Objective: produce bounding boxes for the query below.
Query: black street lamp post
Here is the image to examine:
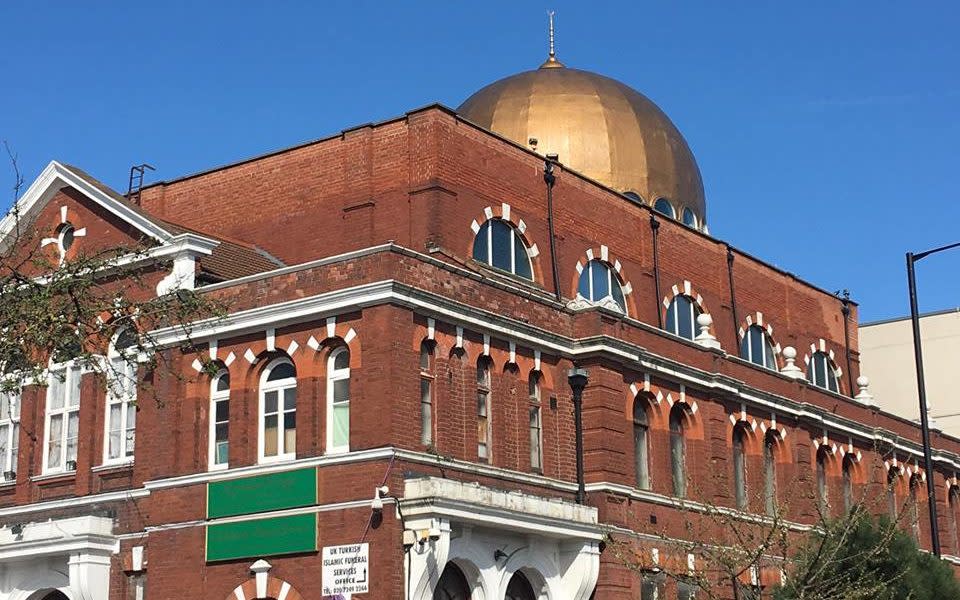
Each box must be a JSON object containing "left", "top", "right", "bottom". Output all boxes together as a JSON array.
[
  {"left": 568, "top": 367, "right": 589, "bottom": 505},
  {"left": 906, "top": 240, "right": 960, "bottom": 558}
]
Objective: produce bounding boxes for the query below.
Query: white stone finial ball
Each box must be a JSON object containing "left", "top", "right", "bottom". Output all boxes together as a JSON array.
[
  {"left": 782, "top": 346, "right": 796, "bottom": 360},
  {"left": 857, "top": 375, "right": 869, "bottom": 388},
  {"left": 696, "top": 313, "right": 712, "bottom": 327}
]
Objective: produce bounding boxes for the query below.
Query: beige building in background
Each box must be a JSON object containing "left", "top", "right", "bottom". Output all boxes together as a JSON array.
[{"left": 860, "top": 308, "right": 960, "bottom": 437}]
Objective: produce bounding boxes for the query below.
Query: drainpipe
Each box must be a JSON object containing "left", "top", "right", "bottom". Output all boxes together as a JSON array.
[
  {"left": 839, "top": 290, "right": 854, "bottom": 396},
  {"left": 650, "top": 215, "right": 663, "bottom": 328},
  {"left": 727, "top": 247, "right": 740, "bottom": 348},
  {"left": 544, "top": 155, "right": 562, "bottom": 302},
  {"left": 568, "top": 367, "right": 589, "bottom": 504}
]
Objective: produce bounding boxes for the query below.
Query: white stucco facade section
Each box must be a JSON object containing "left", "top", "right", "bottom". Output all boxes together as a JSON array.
[
  {"left": 0, "top": 516, "right": 115, "bottom": 600},
  {"left": 402, "top": 477, "right": 601, "bottom": 600},
  {"left": 859, "top": 309, "right": 960, "bottom": 436}
]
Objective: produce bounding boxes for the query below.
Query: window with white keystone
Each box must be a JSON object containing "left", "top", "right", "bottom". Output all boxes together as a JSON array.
[
  {"left": 807, "top": 351, "right": 839, "bottom": 393},
  {"left": 472, "top": 218, "right": 533, "bottom": 280},
  {"left": 327, "top": 347, "right": 350, "bottom": 454},
  {"left": 209, "top": 370, "right": 230, "bottom": 469},
  {"left": 260, "top": 358, "right": 297, "bottom": 462},
  {"left": 577, "top": 259, "right": 626, "bottom": 312},
  {"left": 666, "top": 295, "right": 702, "bottom": 341},
  {"left": 477, "top": 356, "right": 492, "bottom": 462},
  {"left": 529, "top": 371, "right": 543, "bottom": 472},
  {"left": 420, "top": 341, "right": 434, "bottom": 447},
  {"left": 741, "top": 325, "right": 777, "bottom": 370},
  {"left": 104, "top": 328, "right": 138, "bottom": 464}
]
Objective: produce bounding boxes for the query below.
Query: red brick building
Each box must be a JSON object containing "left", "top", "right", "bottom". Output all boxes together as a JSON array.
[{"left": 2, "top": 51, "right": 959, "bottom": 600}]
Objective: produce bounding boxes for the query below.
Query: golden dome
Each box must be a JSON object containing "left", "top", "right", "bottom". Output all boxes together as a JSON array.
[{"left": 457, "top": 60, "right": 706, "bottom": 226}]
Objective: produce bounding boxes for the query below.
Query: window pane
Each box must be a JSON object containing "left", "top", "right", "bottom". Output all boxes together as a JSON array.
[
  {"left": 215, "top": 423, "right": 228, "bottom": 444},
  {"left": 333, "top": 404, "right": 349, "bottom": 448},
  {"left": 472, "top": 221, "right": 489, "bottom": 262},
  {"left": 612, "top": 279, "right": 626, "bottom": 312},
  {"left": 490, "top": 221, "right": 512, "bottom": 271},
  {"left": 530, "top": 406, "right": 542, "bottom": 470},
  {"left": 49, "top": 375, "right": 64, "bottom": 410},
  {"left": 477, "top": 391, "right": 488, "bottom": 417},
  {"left": 420, "top": 345, "right": 431, "bottom": 370},
  {"left": 265, "top": 390, "right": 278, "bottom": 414},
  {"left": 635, "top": 425, "right": 649, "bottom": 489},
  {"left": 333, "top": 379, "right": 349, "bottom": 403},
  {"left": 67, "top": 367, "right": 81, "bottom": 406},
  {"left": 682, "top": 207, "right": 697, "bottom": 227},
  {"left": 513, "top": 233, "right": 532, "bottom": 279},
  {"left": 284, "top": 415, "right": 297, "bottom": 454},
  {"left": 590, "top": 261, "right": 609, "bottom": 301},
  {"left": 10, "top": 423, "right": 18, "bottom": 472},
  {"left": 334, "top": 350, "right": 350, "bottom": 370},
  {"left": 677, "top": 298, "right": 694, "bottom": 340},
  {"left": 666, "top": 302, "right": 677, "bottom": 335},
  {"left": 421, "top": 378, "right": 432, "bottom": 446},
  {"left": 577, "top": 268, "right": 591, "bottom": 299},
  {"left": 66, "top": 411, "right": 79, "bottom": 462},
  {"left": 283, "top": 387, "right": 297, "bottom": 411},
  {"left": 264, "top": 415, "right": 278, "bottom": 456},
  {"left": 0, "top": 395, "right": 8, "bottom": 420},
  {"left": 267, "top": 362, "right": 295, "bottom": 381},
  {"left": 750, "top": 328, "right": 764, "bottom": 366},
  {"left": 216, "top": 441, "right": 229, "bottom": 464},
  {"left": 108, "top": 404, "right": 122, "bottom": 459},
  {"left": 654, "top": 198, "right": 674, "bottom": 218},
  {"left": 0, "top": 425, "right": 8, "bottom": 469},
  {"left": 48, "top": 414, "right": 63, "bottom": 468},
  {"left": 216, "top": 373, "right": 230, "bottom": 392},
  {"left": 215, "top": 399, "right": 229, "bottom": 422}
]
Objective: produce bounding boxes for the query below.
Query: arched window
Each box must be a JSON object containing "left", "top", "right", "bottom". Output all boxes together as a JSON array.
[
  {"left": 327, "top": 348, "right": 350, "bottom": 454},
  {"left": 816, "top": 446, "right": 830, "bottom": 513},
  {"left": 741, "top": 325, "right": 777, "bottom": 370},
  {"left": 654, "top": 198, "right": 675, "bottom": 218},
  {"left": 633, "top": 397, "right": 651, "bottom": 490},
  {"left": 420, "top": 341, "right": 435, "bottom": 447},
  {"left": 842, "top": 455, "right": 855, "bottom": 513},
  {"left": 666, "top": 295, "right": 702, "bottom": 341},
  {"left": 732, "top": 424, "right": 749, "bottom": 510},
  {"left": 472, "top": 219, "right": 533, "bottom": 280},
  {"left": 886, "top": 467, "right": 899, "bottom": 519},
  {"left": 0, "top": 386, "right": 20, "bottom": 481},
  {"left": 807, "top": 351, "right": 839, "bottom": 393},
  {"left": 577, "top": 259, "right": 626, "bottom": 313},
  {"left": 529, "top": 371, "right": 543, "bottom": 472},
  {"left": 260, "top": 358, "right": 297, "bottom": 462},
  {"left": 104, "top": 328, "right": 138, "bottom": 464},
  {"left": 682, "top": 207, "right": 698, "bottom": 228},
  {"left": 505, "top": 572, "right": 536, "bottom": 600},
  {"left": 909, "top": 474, "right": 922, "bottom": 542},
  {"left": 949, "top": 486, "right": 960, "bottom": 554},
  {"left": 624, "top": 191, "right": 643, "bottom": 203},
  {"left": 670, "top": 405, "right": 688, "bottom": 498},
  {"left": 763, "top": 432, "right": 778, "bottom": 516},
  {"left": 476, "top": 357, "right": 492, "bottom": 462},
  {"left": 44, "top": 356, "right": 82, "bottom": 474},
  {"left": 433, "top": 563, "right": 470, "bottom": 600},
  {"left": 209, "top": 370, "right": 230, "bottom": 470}
]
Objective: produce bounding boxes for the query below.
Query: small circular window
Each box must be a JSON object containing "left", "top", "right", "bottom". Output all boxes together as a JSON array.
[{"left": 58, "top": 223, "right": 75, "bottom": 253}]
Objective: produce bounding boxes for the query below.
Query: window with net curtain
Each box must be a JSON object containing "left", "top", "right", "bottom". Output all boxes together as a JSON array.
[
  {"left": 472, "top": 219, "right": 533, "bottom": 280},
  {"left": 260, "top": 358, "right": 297, "bottom": 462},
  {"left": 105, "top": 327, "right": 138, "bottom": 464},
  {"left": 577, "top": 259, "right": 626, "bottom": 312}
]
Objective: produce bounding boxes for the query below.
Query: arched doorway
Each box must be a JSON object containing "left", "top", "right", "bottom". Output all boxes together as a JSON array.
[
  {"left": 31, "top": 592, "right": 68, "bottom": 600},
  {"left": 433, "top": 563, "right": 470, "bottom": 600},
  {"left": 505, "top": 572, "right": 536, "bottom": 600}
]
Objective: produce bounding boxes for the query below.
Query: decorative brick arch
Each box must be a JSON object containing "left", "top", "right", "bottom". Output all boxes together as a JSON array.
[
  {"left": 803, "top": 338, "right": 843, "bottom": 383},
  {"left": 572, "top": 245, "right": 634, "bottom": 312},
  {"left": 737, "top": 312, "right": 782, "bottom": 354},
  {"left": 468, "top": 202, "right": 540, "bottom": 259},
  {"left": 628, "top": 375, "right": 702, "bottom": 438},
  {"left": 662, "top": 280, "right": 709, "bottom": 315},
  {"left": 226, "top": 561, "right": 303, "bottom": 600}
]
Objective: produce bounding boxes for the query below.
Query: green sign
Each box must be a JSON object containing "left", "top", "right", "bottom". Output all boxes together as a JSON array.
[
  {"left": 207, "top": 468, "right": 317, "bottom": 519},
  {"left": 206, "top": 513, "right": 317, "bottom": 562}
]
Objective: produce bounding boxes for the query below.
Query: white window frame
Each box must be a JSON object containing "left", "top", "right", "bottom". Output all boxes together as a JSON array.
[
  {"left": 43, "top": 361, "right": 83, "bottom": 475},
  {"left": 259, "top": 358, "right": 297, "bottom": 463},
  {"left": 681, "top": 207, "right": 698, "bottom": 229},
  {"left": 208, "top": 370, "right": 230, "bottom": 470},
  {"left": 807, "top": 351, "right": 839, "bottom": 393},
  {"left": 326, "top": 347, "right": 351, "bottom": 454},
  {"left": 742, "top": 325, "right": 777, "bottom": 370},
  {"left": 419, "top": 342, "right": 434, "bottom": 447},
  {"left": 474, "top": 219, "right": 533, "bottom": 279},
  {"left": 103, "top": 330, "right": 138, "bottom": 466},
  {"left": 578, "top": 259, "right": 626, "bottom": 312},
  {"left": 0, "top": 385, "right": 20, "bottom": 480},
  {"left": 477, "top": 357, "right": 492, "bottom": 462},
  {"left": 666, "top": 295, "right": 701, "bottom": 340},
  {"left": 529, "top": 371, "right": 543, "bottom": 472},
  {"left": 654, "top": 198, "right": 675, "bottom": 219}
]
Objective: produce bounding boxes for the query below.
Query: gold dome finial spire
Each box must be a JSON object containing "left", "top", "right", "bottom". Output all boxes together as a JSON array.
[{"left": 540, "top": 11, "right": 564, "bottom": 69}]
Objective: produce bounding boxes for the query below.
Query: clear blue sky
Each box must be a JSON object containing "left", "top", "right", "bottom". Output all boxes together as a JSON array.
[{"left": 1, "top": 1, "right": 957, "bottom": 322}]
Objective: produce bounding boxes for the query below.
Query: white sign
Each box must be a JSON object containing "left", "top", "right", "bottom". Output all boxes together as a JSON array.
[{"left": 322, "top": 542, "right": 369, "bottom": 596}]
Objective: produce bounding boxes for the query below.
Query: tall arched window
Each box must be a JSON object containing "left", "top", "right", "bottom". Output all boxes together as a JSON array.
[
  {"left": 104, "top": 328, "right": 138, "bottom": 464},
  {"left": 654, "top": 198, "right": 675, "bottom": 218},
  {"left": 633, "top": 397, "right": 651, "bottom": 490},
  {"left": 260, "top": 358, "right": 297, "bottom": 462},
  {"left": 886, "top": 467, "right": 899, "bottom": 519},
  {"left": 209, "top": 370, "right": 230, "bottom": 470},
  {"left": 577, "top": 259, "right": 626, "bottom": 313},
  {"left": 670, "top": 405, "right": 688, "bottom": 498},
  {"left": 807, "top": 351, "right": 839, "bottom": 393},
  {"left": 682, "top": 207, "right": 698, "bottom": 228},
  {"left": 741, "top": 325, "right": 777, "bottom": 370},
  {"left": 949, "top": 486, "right": 960, "bottom": 554},
  {"left": 816, "top": 446, "right": 830, "bottom": 513},
  {"left": 842, "top": 454, "right": 855, "bottom": 513},
  {"left": 763, "top": 432, "right": 778, "bottom": 516},
  {"left": 0, "top": 386, "right": 20, "bottom": 480},
  {"left": 472, "top": 219, "right": 533, "bottom": 280},
  {"left": 420, "top": 341, "right": 435, "bottom": 447},
  {"left": 529, "top": 371, "right": 543, "bottom": 472},
  {"left": 909, "top": 474, "right": 922, "bottom": 542},
  {"left": 732, "top": 424, "right": 749, "bottom": 510},
  {"left": 433, "top": 563, "right": 470, "bottom": 600},
  {"left": 327, "top": 347, "right": 351, "bottom": 454},
  {"left": 476, "top": 357, "right": 492, "bottom": 462},
  {"left": 505, "top": 572, "right": 536, "bottom": 600},
  {"left": 666, "top": 295, "right": 702, "bottom": 341}
]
